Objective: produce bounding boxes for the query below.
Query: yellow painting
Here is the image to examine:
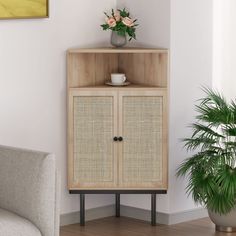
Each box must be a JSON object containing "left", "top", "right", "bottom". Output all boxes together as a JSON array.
[{"left": 0, "top": 0, "right": 48, "bottom": 19}]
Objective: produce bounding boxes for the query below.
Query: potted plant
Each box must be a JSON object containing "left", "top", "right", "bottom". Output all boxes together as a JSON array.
[
  {"left": 177, "top": 88, "right": 236, "bottom": 232},
  {"left": 101, "top": 8, "right": 138, "bottom": 47}
]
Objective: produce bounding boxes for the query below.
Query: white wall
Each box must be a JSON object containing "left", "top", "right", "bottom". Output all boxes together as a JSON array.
[
  {"left": 213, "top": 0, "right": 236, "bottom": 100},
  {"left": 169, "top": 0, "right": 213, "bottom": 213},
  {"left": 0, "top": 0, "right": 116, "bottom": 214},
  {"left": 117, "top": 0, "right": 170, "bottom": 48}
]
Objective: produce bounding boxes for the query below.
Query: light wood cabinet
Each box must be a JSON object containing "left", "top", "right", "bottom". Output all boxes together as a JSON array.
[{"left": 67, "top": 48, "right": 169, "bottom": 191}]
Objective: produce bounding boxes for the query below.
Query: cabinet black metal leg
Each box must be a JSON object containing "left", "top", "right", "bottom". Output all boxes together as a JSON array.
[
  {"left": 116, "top": 193, "right": 120, "bottom": 217},
  {"left": 151, "top": 194, "right": 156, "bottom": 226},
  {"left": 80, "top": 194, "right": 85, "bottom": 226}
]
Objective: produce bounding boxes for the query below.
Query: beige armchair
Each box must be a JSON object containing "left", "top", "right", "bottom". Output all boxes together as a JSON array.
[{"left": 0, "top": 145, "right": 60, "bottom": 236}]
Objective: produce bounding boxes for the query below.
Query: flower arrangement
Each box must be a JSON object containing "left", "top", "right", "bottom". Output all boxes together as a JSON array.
[{"left": 101, "top": 8, "right": 138, "bottom": 41}]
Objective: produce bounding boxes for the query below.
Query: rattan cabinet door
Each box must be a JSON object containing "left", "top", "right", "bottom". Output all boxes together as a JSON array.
[
  {"left": 68, "top": 90, "right": 118, "bottom": 189},
  {"left": 118, "top": 90, "right": 168, "bottom": 189}
]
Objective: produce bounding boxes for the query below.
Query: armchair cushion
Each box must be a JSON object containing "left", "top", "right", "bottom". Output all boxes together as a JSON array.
[{"left": 0, "top": 208, "right": 41, "bottom": 236}]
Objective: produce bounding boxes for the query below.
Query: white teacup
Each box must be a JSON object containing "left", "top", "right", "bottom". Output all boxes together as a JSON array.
[{"left": 111, "top": 73, "right": 126, "bottom": 84}]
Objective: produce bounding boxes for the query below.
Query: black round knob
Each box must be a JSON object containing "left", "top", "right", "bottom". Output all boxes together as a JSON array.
[
  {"left": 113, "top": 137, "right": 118, "bottom": 141},
  {"left": 118, "top": 137, "right": 123, "bottom": 142}
]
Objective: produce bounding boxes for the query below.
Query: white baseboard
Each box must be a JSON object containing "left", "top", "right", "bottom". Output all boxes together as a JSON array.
[
  {"left": 60, "top": 204, "right": 115, "bottom": 226},
  {"left": 168, "top": 207, "right": 208, "bottom": 225},
  {"left": 60, "top": 204, "right": 208, "bottom": 226},
  {"left": 120, "top": 205, "right": 208, "bottom": 225}
]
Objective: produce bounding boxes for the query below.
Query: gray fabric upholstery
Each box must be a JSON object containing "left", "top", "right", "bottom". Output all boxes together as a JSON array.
[
  {"left": 54, "top": 171, "right": 60, "bottom": 236},
  {"left": 0, "top": 208, "right": 41, "bottom": 236},
  {"left": 0, "top": 145, "right": 60, "bottom": 236}
]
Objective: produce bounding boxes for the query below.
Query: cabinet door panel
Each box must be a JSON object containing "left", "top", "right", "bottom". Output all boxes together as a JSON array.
[
  {"left": 68, "top": 90, "right": 118, "bottom": 189},
  {"left": 119, "top": 90, "right": 168, "bottom": 189}
]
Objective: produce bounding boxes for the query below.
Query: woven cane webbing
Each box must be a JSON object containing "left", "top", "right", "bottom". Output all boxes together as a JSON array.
[
  {"left": 73, "top": 96, "right": 114, "bottom": 183},
  {"left": 122, "top": 96, "right": 163, "bottom": 183}
]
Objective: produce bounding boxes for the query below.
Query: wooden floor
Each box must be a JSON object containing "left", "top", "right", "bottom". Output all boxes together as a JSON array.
[{"left": 60, "top": 217, "right": 236, "bottom": 236}]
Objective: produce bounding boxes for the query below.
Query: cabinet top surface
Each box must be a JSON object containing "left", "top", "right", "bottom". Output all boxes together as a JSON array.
[
  {"left": 67, "top": 47, "right": 168, "bottom": 54},
  {"left": 69, "top": 86, "right": 167, "bottom": 91}
]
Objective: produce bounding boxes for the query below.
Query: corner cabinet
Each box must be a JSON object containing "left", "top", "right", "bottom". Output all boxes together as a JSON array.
[{"left": 67, "top": 48, "right": 169, "bottom": 225}]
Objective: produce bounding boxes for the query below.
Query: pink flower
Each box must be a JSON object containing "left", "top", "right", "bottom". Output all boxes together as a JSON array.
[
  {"left": 114, "top": 11, "right": 121, "bottom": 21},
  {"left": 122, "top": 17, "right": 134, "bottom": 27},
  {"left": 106, "top": 17, "right": 116, "bottom": 27}
]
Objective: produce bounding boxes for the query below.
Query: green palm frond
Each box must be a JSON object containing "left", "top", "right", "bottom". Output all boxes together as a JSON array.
[
  {"left": 196, "top": 105, "right": 234, "bottom": 125},
  {"left": 183, "top": 137, "right": 217, "bottom": 151},
  {"left": 177, "top": 150, "right": 221, "bottom": 178},
  {"left": 177, "top": 87, "right": 236, "bottom": 214},
  {"left": 225, "top": 141, "right": 236, "bottom": 148},
  {"left": 206, "top": 191, "right": 236, "bottom": 214},
  {"left": 191, "top": 123, "right": 224, "bottom": 139},
  {"left": 217, "top": 166, "right": 236, "bottom": 198},
  {"left": 224, "top": 127, "right": 236, "bottom": 136},
  {"left": 230, "top": 100, "right": 236, "bottom": 122},
  {"left": 196, "top": 87, "right": 234, "bottom": 125},
  {"left": 186, "top": 169, "right": 216, "bottom": 205},
  {"left": 201, "top": 87, "right": 227, "bottom": 107},
  {"left": 177, "top": 152, "right": 207, "bottom": 177}
]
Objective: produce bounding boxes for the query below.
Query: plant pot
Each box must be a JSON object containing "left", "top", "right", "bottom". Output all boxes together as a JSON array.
[
  {"left": 208, "top": 208, "right": 236, "bottom": 232},
  {"left": 110, "top": 31, "right": 127, "bottom": 47}
]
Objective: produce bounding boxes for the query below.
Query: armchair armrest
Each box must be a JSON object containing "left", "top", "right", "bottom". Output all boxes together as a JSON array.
[{"left": 0, "top": 145, "right": 60, "bottom": 236}]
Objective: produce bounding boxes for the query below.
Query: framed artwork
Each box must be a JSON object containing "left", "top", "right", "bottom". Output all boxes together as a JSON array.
[{"left": 0, "top": 0, "right": 49, "bottom": 19}]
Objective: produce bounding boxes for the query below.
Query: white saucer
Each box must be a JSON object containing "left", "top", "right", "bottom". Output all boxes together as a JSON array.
[{"left": 105, "top": 81, "right": 131, "bottom": 86}]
